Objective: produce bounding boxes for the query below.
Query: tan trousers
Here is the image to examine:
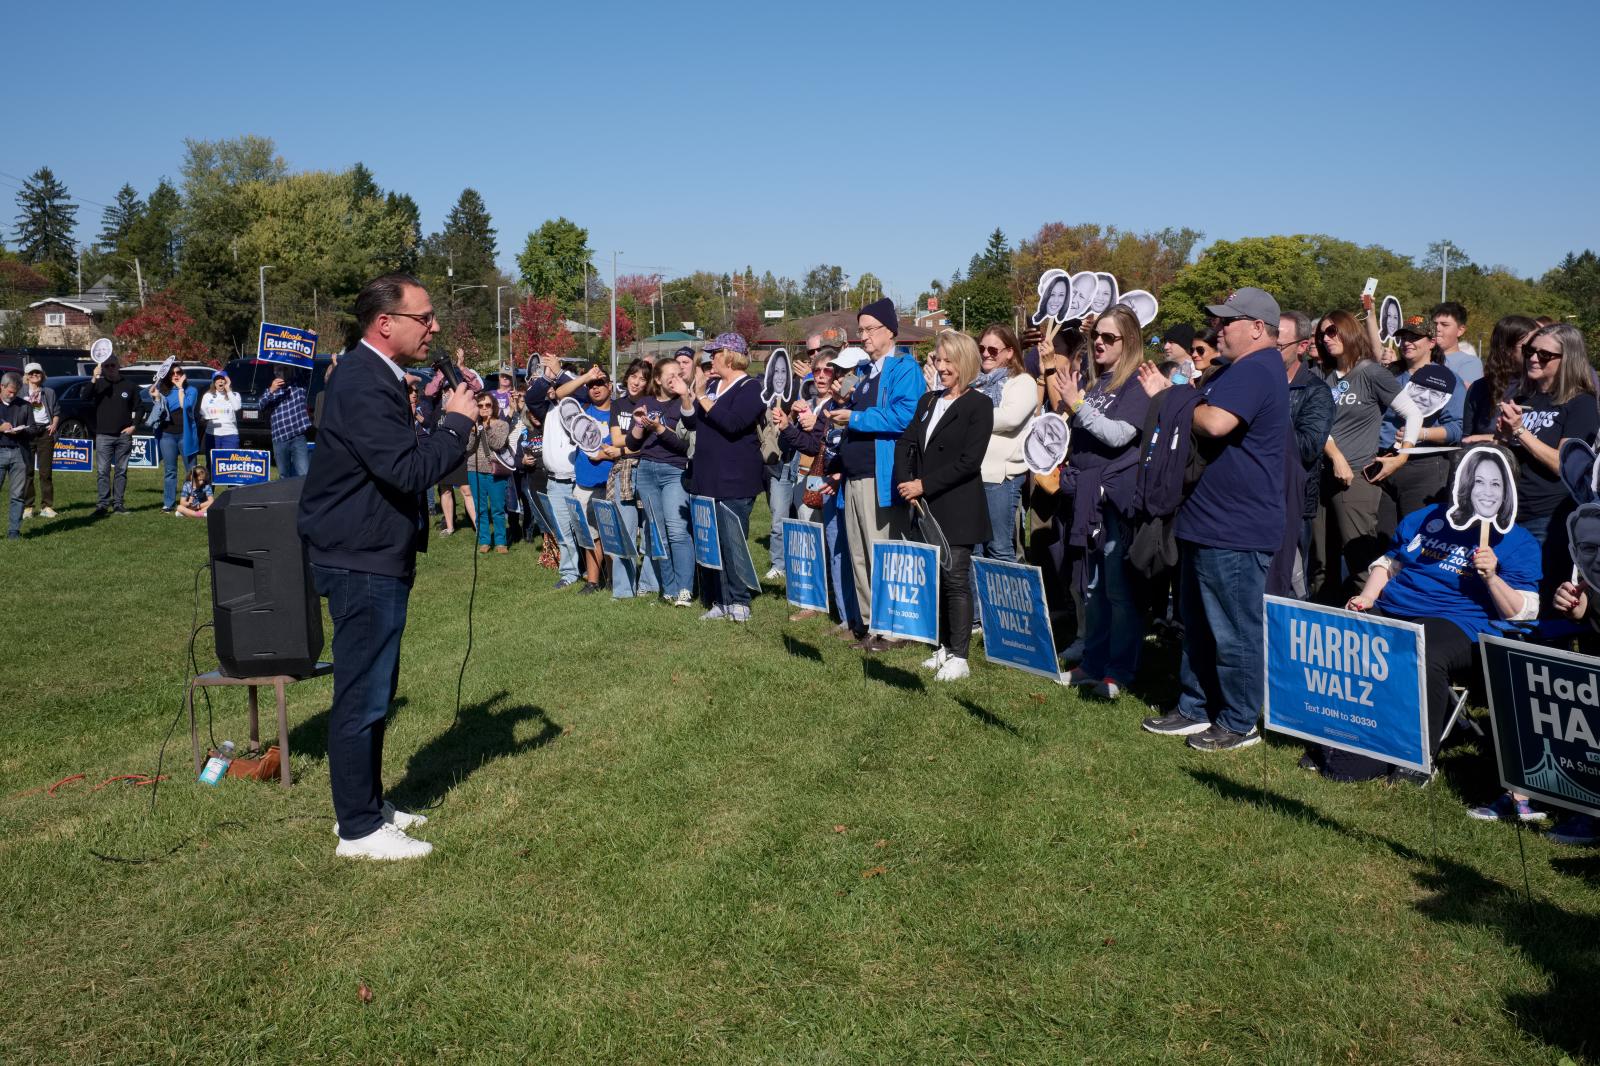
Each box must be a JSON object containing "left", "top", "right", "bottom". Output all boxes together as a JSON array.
[{"left": 844, "top": 476, "right": 909, "bottom": 622}]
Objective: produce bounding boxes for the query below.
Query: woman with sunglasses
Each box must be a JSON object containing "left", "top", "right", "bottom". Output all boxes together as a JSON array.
[
  {"left": 149, "top": 366, "right": 200, "bottom": 513},
  {"left": 629, "top": 359, "right": 695, "bottom": 605},
  {"left": 1188, "top": 327, "right": 1224, "bottom": 384},
  {"left": 605, "top": 358, "right": 660, "bottom": 599},
  {"left": 19, "top": 364, "right": 57, "bottom": 519},
  {"left": 1057, "top": 306, "right": 1153, "bottom": 699},
  {"left": 1312, "top": 308, "right": 1413, "bottom": 601},
  {"left": 572, "top": 364, "right": 620, "bottom": 593},
  {"left": 200, "top": 372, "right": 242, "bottom": 453},
  {"left": 1463, "top": 315, "right": 1539, "bottom": 442},
  {"left": 973, "top": 325, "right": 1036, "bottom": 561},
  {"left": 1497, "top": 324, "right": 1600, "bottom": 545},
  {"left": 465, "top": 391, "right": 511, "bottom": 553}
]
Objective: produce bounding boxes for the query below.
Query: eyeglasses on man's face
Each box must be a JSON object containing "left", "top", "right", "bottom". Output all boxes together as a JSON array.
[{"left": 387, "top": 310, "right": 437, "bottom": 327}]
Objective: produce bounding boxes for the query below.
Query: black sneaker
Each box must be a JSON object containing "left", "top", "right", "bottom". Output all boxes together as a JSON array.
[
  {"left": 577, "top": 581, "right": 601, "bottom": 595},
  {"left": 1141, "top": 711, "right": 1210, "bottom": 736},
  {"left": 93, "top": 507, "right": 109, "bottom": 517},
  {"left": 1186, "top": 724, "right": 1261, "bottom": 752},
  {"left": 113, "top": 507, "right": 130, "bottom": 515}
]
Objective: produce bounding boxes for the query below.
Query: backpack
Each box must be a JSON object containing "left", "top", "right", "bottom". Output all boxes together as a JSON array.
[{"left": 1127, "top": 386, "right": 1209, "bottom": 578}]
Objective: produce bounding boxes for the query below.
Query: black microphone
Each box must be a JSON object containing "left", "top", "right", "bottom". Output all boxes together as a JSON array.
[{"left": 433, "top": 357, "right": 465, "bottom": 390}]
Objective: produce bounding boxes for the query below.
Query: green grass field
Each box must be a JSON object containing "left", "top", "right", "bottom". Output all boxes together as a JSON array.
[{"left": 4, "top": 469, "right": 1599, "bottom": 1064}]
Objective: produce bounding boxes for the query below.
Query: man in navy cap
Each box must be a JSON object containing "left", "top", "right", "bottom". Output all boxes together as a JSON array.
[
  {"left": 1142, "top": 287, "right": 1289, "bottom": 751},
  {"left": 826, "top": 297, "right": 926, "bottom": 650}
]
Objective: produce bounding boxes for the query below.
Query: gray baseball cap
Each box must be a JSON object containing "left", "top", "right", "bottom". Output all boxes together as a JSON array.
[{"left": 1205, "top": 287, "right": 1281, "bottom": 324}]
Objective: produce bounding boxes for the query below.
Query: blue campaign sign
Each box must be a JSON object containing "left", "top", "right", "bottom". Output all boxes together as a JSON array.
[
  {"left": 644, "top": 515, "right": 668, "bottom": 560},
  {"left": 972, "top": 557, "right": 1060, "bottom": 679},
  {"left": 1262, "top": 595, "right": 1430, "bottom": 773},
  {"left": 211, "top": 448, "right": 272, "bottom": 486},
  {"left": 781, "top": 519, "right": 828, "bottom": 612},
  {"left": 128, "top": 435, "right": 159, "bottom": 469},
  {"left": 257, "top": 321, "right": 318, "bottom": 370},
  {"left": 869, "top": 540, "right": 940, "bottom": 646},
  {"left": 690, "top": 495, "right": 721, "bottom": 570},
  {"left": 53, "top": 437, "right": 92, "bottom": 472},
  {"left": 1481, "top": 636, "right": 1600, "bottom": 818},
  {"left": 589, "top": 499, "right": 633, "bottom": 559},
  {"left": 532, "top": 491, "right": 561, "bottom": 537},
  {"left": 565, "top": 496, "right": 595, "bottom": 549}
]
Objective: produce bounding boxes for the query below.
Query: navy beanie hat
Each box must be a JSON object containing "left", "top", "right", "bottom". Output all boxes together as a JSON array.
[{"left": 858, "top": 297, "right": 898, "bottom": 336}]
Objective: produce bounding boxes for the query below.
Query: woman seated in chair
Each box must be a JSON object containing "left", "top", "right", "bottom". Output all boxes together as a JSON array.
[{"left": 1310, "top": 449, "right": 1541, "bottom": 782}]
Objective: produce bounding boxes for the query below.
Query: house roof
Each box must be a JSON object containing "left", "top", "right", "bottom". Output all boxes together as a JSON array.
[
  {"left": 564, "top": 319, "right": 600, "bottom": 335},
  {"left": 644, "top": 330, "right": 697, "bottom": 342},
  {"left": 30, "top": 298, "right": 99, "bottom": 315},
  {"left": 753, "top": 307, "right": 936, "bottom": 347}
]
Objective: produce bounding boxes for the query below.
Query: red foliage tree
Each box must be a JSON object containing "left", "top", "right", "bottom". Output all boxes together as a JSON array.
[
  {"left": 734, "top": 302, "right": 763, "bottom": 345},
  {"left": 601, "top": 306, "right": 636, "bottom": 350},
  {"left": 511, "top": 294, "right": 574, "bottom": 369},
  {"left": 444, "top": 315, "right": 482, "bottom": 367},
  {"left": 113, "top": 289, "right": 212, "bottom": 365},
  {"left": 614, "top": 272, "right": 663, "bottom": 305},
  {"left": 0, "top": 259, "right": 49, "bottom": 297}
]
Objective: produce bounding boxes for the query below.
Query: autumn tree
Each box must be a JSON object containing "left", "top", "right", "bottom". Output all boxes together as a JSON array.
[
  {"left": 113, "top": 289, "right": 211, "bottom": 364},
  {"left": 601, "top": 305, "right": 636, "bottom": 351},
  {"left": 511, "top": 294, "right": 574, "bottom": 369}
]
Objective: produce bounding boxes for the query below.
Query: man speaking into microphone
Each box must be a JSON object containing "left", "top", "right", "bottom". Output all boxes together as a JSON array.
[{"left": 299, "top": 273, "right": 477, "bottom": 861}]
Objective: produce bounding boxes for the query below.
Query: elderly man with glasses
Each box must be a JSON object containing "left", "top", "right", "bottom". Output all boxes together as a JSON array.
[
  {"left": 824, "top": 298, "right": 926, "bottom": 651},
  {"left": 1142, "top": 288, "right": 1290, "bottom": 751},
  {"left": 0, "top": 372, "right": 38, "bottom": 539}
]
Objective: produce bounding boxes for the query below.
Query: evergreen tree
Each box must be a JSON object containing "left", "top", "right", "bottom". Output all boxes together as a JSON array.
[
  {"left": 99, "top": 184, "right": 143, "bottom": 248},
  {"left": 442, "top": 188, "right": 498, "bottom": 279},
  {"left": 13, "top": 166, "right": 78, "bottom": 268},
  {"left": 349, "top": 162, "right": 380, "bottom": 203},
  {"left": 980, "top": 227, "right": 1011, "bottom": 277}
]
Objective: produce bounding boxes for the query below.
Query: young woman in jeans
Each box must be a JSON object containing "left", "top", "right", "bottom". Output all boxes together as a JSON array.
[
  {"left": 629, "top": 360, "right": 695, "bottom": 605},
  {"left": 972, "top": 324, "right": 1035, "bottom": 561},
  {"left": 466, "top": 393, "right": 511, "bottom": 553}
]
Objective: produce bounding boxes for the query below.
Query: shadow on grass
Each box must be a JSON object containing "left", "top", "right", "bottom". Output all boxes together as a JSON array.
[
  {"left": 388, "top": 690, "right": 560, "bottom": 809},
  {"left": 782, "top": 634, "right": 822, "bottom": 663},
  {"left": 1188, "top": 767, "right": 1600, "bottom": 1061},
  {"left": 954, "top": 697, "right": 1023, "bottom": 738},
  {"left": 864, "top": 658, "right": 924, "bottom": 693}
]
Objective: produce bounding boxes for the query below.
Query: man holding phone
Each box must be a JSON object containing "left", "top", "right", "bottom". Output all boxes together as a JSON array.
[{"left": 259, "top": 367, "right": 312, "bottom": 478}]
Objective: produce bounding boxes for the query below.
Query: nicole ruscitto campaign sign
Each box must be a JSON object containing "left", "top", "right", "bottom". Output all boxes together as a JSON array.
[
  {"left": 972, "top": 557, "right": 1059, "bottom": 679},
  {"left": 781, "top": 519, "right": 828, "bottom": 612},
  {"left": 211, "top": 449, "right": 271, "bottom": 486},
  {"left": 257, "top": 322, "right": 318, "bottom": 371},
  {"left": 868, "top": 540, "right": 940, "bottom": 646},
  {"left": 1263, "top": 596, "right": 1430, "bottom": 773},
  {"left": 53, "top": 438, "right": 92, "bottom": 472},
  {"left": 1481, "top": 636, "right": 1600, "bottom": 818}
]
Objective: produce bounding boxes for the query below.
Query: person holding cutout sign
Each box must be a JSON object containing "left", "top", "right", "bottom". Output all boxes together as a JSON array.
[{"left": 1327, "top": 456, "right": 1539, "bottom": 782}]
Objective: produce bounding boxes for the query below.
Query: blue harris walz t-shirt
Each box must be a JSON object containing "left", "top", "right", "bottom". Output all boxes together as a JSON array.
[
  {"left": 1175, "top": 347, "right": 1290, "bottom": 552},
  {"left": 1377, "top": 504, "right": 1540, "bottom": 639}
]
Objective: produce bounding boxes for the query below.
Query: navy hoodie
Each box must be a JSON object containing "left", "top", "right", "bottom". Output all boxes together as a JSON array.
[{"left": 298, "top": 343, "right": 472, "bottom": 577}]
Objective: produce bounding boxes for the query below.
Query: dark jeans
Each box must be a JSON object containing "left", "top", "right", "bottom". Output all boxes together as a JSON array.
[
  {"left": 24, "top": 432, "right": 53, "bottom": 509},
  {"left": 94, "top": 432, "right": 132, "bottom": 509},
  {"left": 274, "top": 433, "right": 310, "bottom": 479},
  {"left": 1378, "top": 454, "right": 1451, "bottom": 543},
  {"left": 1176, "top": 541, "right": 1271, "bottom": 735},
  {"left": 312, "top": 564, "right": 412, "bottom": 840},
  {"left": 1319, "top": 615, "right": 1474, "bottom": 779},
  {"left": 941, "top": 544, "right": 975, "bottom": 658},
  {"left": 701, "top": 496, "right": 757, "bottom": 608}
]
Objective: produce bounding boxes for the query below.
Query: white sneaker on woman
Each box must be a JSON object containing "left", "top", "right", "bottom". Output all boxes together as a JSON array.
[
  {"left": 333, "top": 800, "right": 429, "bottom": 838},
  {"left": 335, "top": 822, "right": 433, "bottom": 861},
  {"left": 921, "top": 646, "right": 949, "bottom": 670},
  {"left": 934, "top": 656, "right": 970, "bottom": 681}
]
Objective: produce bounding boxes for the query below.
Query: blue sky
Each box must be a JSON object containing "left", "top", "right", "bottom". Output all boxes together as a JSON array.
[{"left": 5, "top": 0, "right": 1597, "bottom": 304}]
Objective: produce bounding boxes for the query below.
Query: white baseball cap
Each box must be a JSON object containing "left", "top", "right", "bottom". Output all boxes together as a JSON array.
[
  {"left": 23, "top": 362, "right": 43, "bottom": 375},
  {"left": 831, "top": 346, "right": 868, "bottom": 370}
]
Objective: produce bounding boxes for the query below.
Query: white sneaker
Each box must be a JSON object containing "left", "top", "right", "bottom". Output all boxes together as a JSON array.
[
  {"left": 700, "top": 604, "right": 728, "bottom": 621},
  {"left": 727, "top": 604, "right": 751, "bottom": 623},
  {"left": 39, "top": 508, "right": 56, "bottom": 518},
  {"left": 921, "top": 646, "right": 949, "bottom": 670},
  {"left": 673, "top": 590, "right": 694, "bottom": 607},
  {"left": 333, "top": 800, "right": 429, "bottom": 838},
  {"left": 1093, "top": 679, "right": 1121, "bottom": 699},
  {"left": 934, "top": 656, "right": 970, "bottom": 682},
  {"left": 335, "top": 822, "right": 433, "bottom": 861},
  {"left": 765, "top": 566, "right": 783, "bottom": 581},
  {"left": 21, "top": 508, "right": 32, "bottom": 519},
  {"left": 1059, "top": 639, "right": 1085, "bottom": 666}
]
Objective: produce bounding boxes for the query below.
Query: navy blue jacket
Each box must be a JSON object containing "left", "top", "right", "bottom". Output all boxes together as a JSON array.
[
  {"left": 682, "top": 374, "right": 765, "bottom": 499},
  {"left": 298, "top": 343, "right": 472, "bottom": 576}
]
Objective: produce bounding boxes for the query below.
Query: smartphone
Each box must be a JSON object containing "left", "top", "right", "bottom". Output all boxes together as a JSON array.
[
  {"left": 1361, "top": 277, "right": 1378, "bottom": 299},
  {"left": 1362, "top": 459, "right": 1385, "bottom": 482}
]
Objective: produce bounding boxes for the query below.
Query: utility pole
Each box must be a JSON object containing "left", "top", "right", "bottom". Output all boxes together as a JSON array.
[
  {"left": 1440, "top": 242, "right": 1450, "bottom": 301},
  {"left": 259, "top": 265, "right": 274, "bottom": 323},
  {"left": 610, "top": 251, "right": 620, "bottom": 381},
  {"left": 133, "top": 257, "right": 145, "bottom": 308},
  {"left": 961, "top": 298, "right": 968, "bottom": 333},
  {"left": 496, "top": 285, "right": 512, "bottom": 365},
  {"left": 77, "top": 249, "right": 83, "bottom": 299}
]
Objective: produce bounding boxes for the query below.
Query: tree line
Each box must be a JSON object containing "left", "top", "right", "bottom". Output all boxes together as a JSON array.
[{"left": 5, "top": 136, "right": 1597, "bottom": 364}]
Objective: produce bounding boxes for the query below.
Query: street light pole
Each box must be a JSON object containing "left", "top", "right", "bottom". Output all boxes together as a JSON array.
[
  {"left": 961, "top": 298, "right": 968, "bottom": 333},
  {"left": 259, "top": 265, "right": 274, "bottom": 323},
  {"left": 1440, "top": 243, "right": 1450, "bottom": 301},
  {"left": 610, "top": 250, "right": 620, "bottom": 382},
  {"left": 496, "top": 285, "right": 512, "bottom": 365}
]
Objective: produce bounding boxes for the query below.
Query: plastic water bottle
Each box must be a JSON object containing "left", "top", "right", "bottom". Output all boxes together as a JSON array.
[{"left": 199, "top": 741, "right": 236, "bottom": 785}]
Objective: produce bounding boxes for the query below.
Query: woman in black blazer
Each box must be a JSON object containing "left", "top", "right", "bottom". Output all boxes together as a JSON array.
[{"left": 895, "top": 331, "right": 994, "bottom": 680}]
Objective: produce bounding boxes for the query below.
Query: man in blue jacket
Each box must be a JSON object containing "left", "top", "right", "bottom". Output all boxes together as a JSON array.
[
  {"left": 298, "top": 273, "right": 477, "bottom": 861},
  {"left": 826, "top": 297, "right": 925, "bottom": 650}
]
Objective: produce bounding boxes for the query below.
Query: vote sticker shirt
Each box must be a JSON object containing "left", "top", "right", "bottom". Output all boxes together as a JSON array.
[{"left": 1376, "top": 503, "right": 1540, "bottom": 639}]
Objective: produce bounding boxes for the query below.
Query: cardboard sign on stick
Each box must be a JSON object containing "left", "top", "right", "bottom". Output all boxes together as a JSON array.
[
  {"left": 1032, "top": 269, "right": 1072, "bottom": 325},
  {"left": 1447, "top": 445, "right": 1517, "bottom": 548},
  {"left": 762, "top": 347, "right": 794, "bottom": 406},
  {"left": 1022, "top": 413, "right": 1070, "bottom": 476},
  {"left": 1379, "top": 296, "right": 1403, "bottom": 344}
]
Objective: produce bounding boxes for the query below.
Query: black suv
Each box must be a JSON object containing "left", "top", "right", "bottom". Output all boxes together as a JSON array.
[{"left": 224, "top": 357, "right": 333, "bottom": 448}]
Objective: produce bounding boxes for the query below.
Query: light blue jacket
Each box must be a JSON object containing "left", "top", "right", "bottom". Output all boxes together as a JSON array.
[
  {"left": 846, "top": 352, "right": 927, "bottom": 507},
  {"left": 155, "top": 385, "right": 201, "bottom": 457}
]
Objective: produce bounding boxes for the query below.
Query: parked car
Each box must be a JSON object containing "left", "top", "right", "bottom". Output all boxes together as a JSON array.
[
  {"left": 0, "top": 347, "right": 86, "bottom": 377},
  {"left": 47, "top": 376, "right": 93, "bottom": 440},
  {"left": 223, "top": 357, "right": 334, "bottom": 448}
]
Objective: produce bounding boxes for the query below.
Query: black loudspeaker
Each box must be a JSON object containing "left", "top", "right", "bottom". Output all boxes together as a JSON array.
[{"left": 207, "top": 479, "right": 325, "bottom": 678}]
